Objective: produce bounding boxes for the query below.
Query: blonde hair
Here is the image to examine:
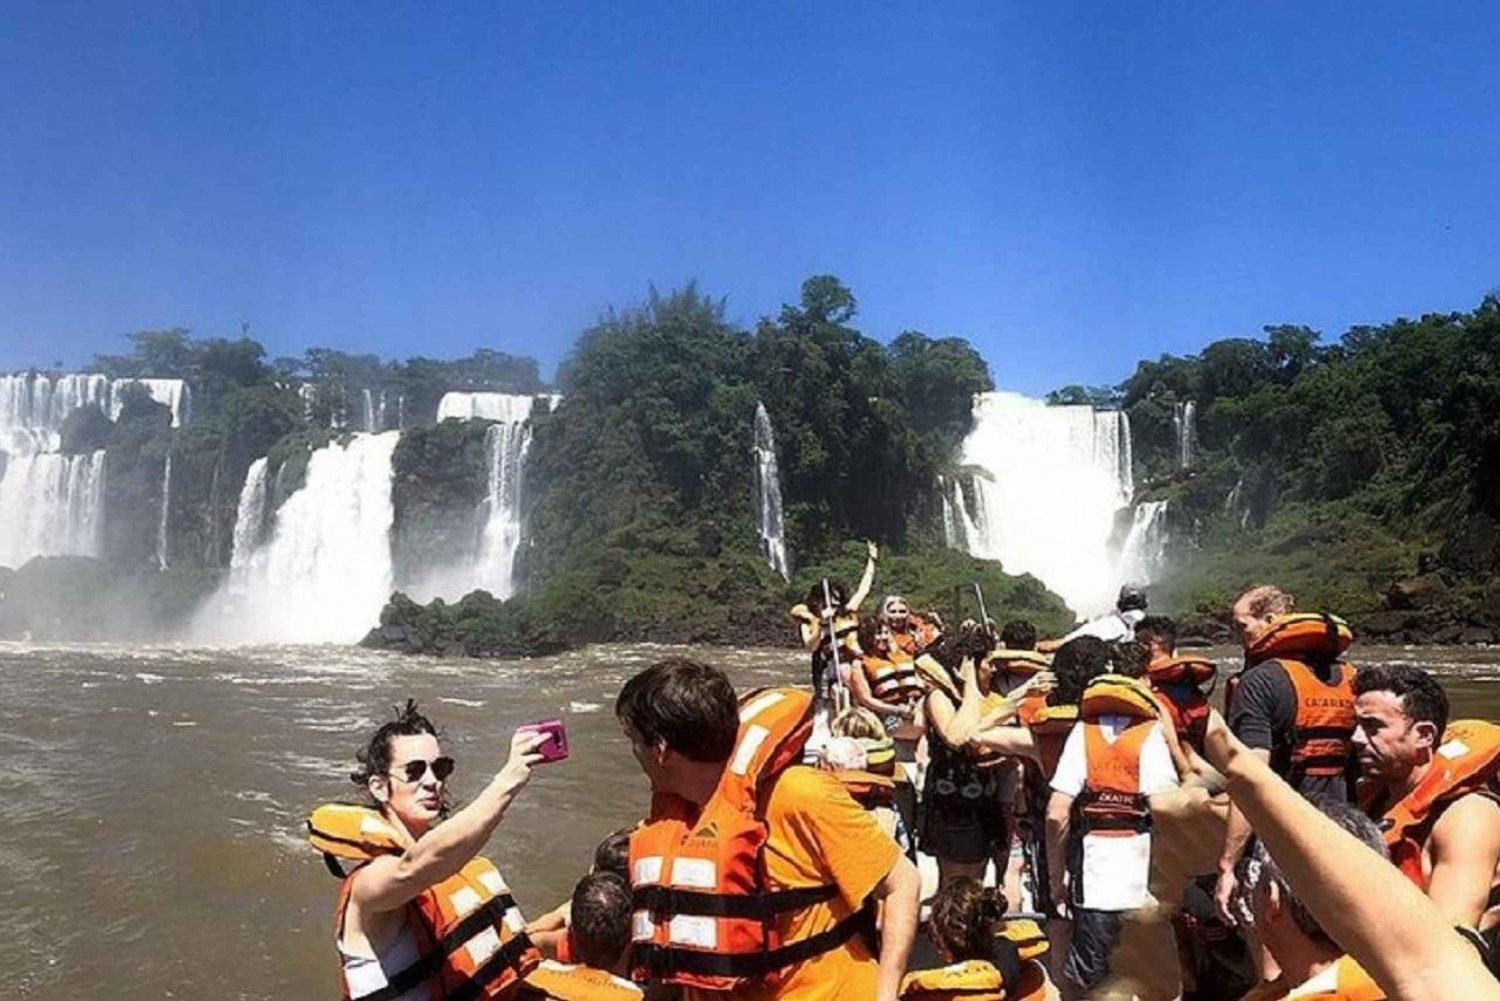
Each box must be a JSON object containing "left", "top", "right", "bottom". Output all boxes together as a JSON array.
[
  {"left": 1235, "top": 584, "right": 1295, "bottom": 619},
  {"left": 830, "top": 707, "right": 887, "bottom": 741}
]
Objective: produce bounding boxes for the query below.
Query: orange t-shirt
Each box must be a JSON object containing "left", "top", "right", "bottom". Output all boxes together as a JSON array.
[{"left": 685, "top": 765, "right": 901, "bottom": 1001}]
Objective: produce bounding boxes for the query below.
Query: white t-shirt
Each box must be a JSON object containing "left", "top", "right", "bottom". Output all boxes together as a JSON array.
[
  {"left": 1061, "top": 608, "right": 1145, "bottom": 645},
  {"left": 1050, "top": 716, "right": 1178, "bottom": 911}
]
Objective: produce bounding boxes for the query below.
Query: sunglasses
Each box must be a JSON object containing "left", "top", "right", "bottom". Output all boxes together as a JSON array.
[{"left": 390, "top": 756, "right": 455, "bottom": 783}]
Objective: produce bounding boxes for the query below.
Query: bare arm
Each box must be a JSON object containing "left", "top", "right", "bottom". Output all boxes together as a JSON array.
[
  {"left": 790, "top": 604, "right": 823, "bottom": 652},
  {"left": 1202, "top": 716, "right": 1500, "bottom": 1001},
  {"left": 1426, "top": 795, "right": 1500, "bottom": 928},
  {"left": 1045, "top": 790, "right": 1074, "bottom": 917},
  {"left": 871, "top": 853, "right": 920, "bottom": 1001},
  {"left": 1213, "top": 747, "right": 1270, "bottom": 922},
  {"left": 847, "top": 540, "right": 878, "bottom": 612},
  {"left": 351, "top": 729, "right": 548, "bottom": 915},
  {"left": 968, "top": 724, "right": 1042, "bottom": 765},
  {"left": 923, "top": 661, "right": 983, "bottom": 749}
]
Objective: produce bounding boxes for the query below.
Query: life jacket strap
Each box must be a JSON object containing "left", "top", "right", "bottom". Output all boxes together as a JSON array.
[
  {"left": 631, "top": 905, "right": 874, "bottom": 979},
  {"left": 445, "top": 929, "right": 536, "bottom": 1001},
  {"left": 631, "top": 883, "right": 836, "bottom": 920}
]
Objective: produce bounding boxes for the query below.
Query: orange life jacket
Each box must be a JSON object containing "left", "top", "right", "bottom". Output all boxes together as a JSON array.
[
  {"left": 1228, "top": 612, "right": 1354, "bottom": 714},
  {"left": 1019, "top": 699, "right": 1079, "bottom": 779},
  {"left": 1245, "top": 613, "right": 1354, "bottom": 662},
  {"left": 518, "top": 961, "right": 642, "bottom": 1001},
  {"left": 1147, "top": 656, "right": 1214, "bottom": 754},
  {"left": 890, "top": 615, "right": 942, "bottom": 658},
  {"left": 1372, "top": 719, "right": 1500, "bottom": 888},
  {"left": 857, "top": 735, "right": 899, "bottom": 778},
  {"left": 837, "top": 769, "right": 897, "bottom": 810},
  {"left": 626, "top": 687, "right": 874, "bottom": 991},
  {"left": 308, "top": 802, "right": 540, "bottom": 1001},
  {"left": 1280, "top": 658, "right": 1358, "bottom": 782},
  {"left": 1067, "top": 677, "right": 1157, "bottom": 906},
  {"left": 989, "top": 649, "right": 1051, "bottom": 689},
  {"left": 861, "top": 653, "right": 926, "bottom": 705},
  {"left": 899, "top": 960, "right": 1005, "bottom": 1001},
  {"left": 1148, "top": 654, "right": 1217, "bottom": 687},
  {"left": 1282, "top": 954, "right": 1385, "bottom": 1000}
]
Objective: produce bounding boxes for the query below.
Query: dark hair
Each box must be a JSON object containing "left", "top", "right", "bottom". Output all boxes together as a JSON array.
[
  {"left": 1353, "top": 664, "right": 1450, "bottom": 736},
  {"left": 856, "top": 614, "right": 885, "bottom": 655},
  {"left": 615, "top": 658, "right": 739, "bottom": 763},
  {"left": 592, "top": 827, "right": 632, "bottom": 880},
  {"left": 1117, "top": 583, "right": 1148, "bottom": 612},
  {"left": 1050, "top": 636, "right": 1113, "bottom": 706},
  {"left": 1110, "top": 640, "right": 1150, "bottom": 679},
  {"left": 569, "top": 871, "right": 633, "bottom": 971},
  {"left": 928, "top": 876, "right": 1007, "bottom": 961},
  {"left": 1248, "top": 797, "right": 1385, "bottom": 945},
  {"left": 929, "top": 620, "right": 996, "bottom": 691},
  {"left": 804, "top": 579, "right": 849, "bottom": 614},
  {"left": 1134, "top": 615, "right": 1177, "bottom": 653},
  {"left": 351, "top": 699, "right": 439, "bottom": 787},
  {"left": 999, "top": 620, "right": 1037, "bottom": 650}
]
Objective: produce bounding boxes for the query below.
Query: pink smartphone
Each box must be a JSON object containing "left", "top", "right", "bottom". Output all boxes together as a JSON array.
[{"left": 521, "top": 719, "right": 569, "bottom": 763}]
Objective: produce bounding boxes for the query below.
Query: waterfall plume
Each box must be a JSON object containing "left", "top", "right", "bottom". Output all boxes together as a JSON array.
[{"left": 752, "top": 403, "right": 791, "bottom": 580}]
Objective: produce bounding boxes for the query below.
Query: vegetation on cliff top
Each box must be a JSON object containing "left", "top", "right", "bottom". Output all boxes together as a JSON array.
[{"left": 1100, "top": 295, "right": 1500, "bottom": 641}]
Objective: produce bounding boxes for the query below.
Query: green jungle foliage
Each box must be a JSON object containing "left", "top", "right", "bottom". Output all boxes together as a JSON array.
[{"left": 1111, "top": 295, "right": 1500, "bottom": 638}]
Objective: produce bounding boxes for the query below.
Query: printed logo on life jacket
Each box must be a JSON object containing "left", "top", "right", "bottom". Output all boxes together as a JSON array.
[
  {"left": 1303, "top": 696, "right": 1354, "bottom": 708},
  {"left": 689, "top": 822, "right": 719, "bottom": 842}
]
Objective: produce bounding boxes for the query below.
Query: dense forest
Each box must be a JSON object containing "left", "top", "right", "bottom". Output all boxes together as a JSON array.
[
  {"left": 5, "top": 280, "right": 1500, "bottom": 649},
  {"left": 1100, "top": 296, "right": 1500, "bottom": 642}
]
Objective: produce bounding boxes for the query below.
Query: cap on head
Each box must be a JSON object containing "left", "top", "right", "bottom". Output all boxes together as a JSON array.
[{"left": 1117, "top": 583, "right": 1148, "bottom": 612}]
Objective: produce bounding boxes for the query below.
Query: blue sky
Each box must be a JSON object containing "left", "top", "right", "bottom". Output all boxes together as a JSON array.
[{"left": 1, "top": 3, "right": 1496, "bottom": 395}]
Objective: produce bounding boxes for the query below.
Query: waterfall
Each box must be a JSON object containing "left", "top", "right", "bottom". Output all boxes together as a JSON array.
[
  {"left": 155, "top": 454, "right": 172, "bottom": 570},
  {"left": 436, "top": 392, "right": 562, "bottom": 422},
  {"left": 939, "top": 475, "right": 957, "bottom": 548},
  {"left": 107, "top": 378, "right": 190, "bottom": 427},
  {"left": 402, "top": 392, "right": 558, "bottom": 601},
  {"left": 473, "top": 421, "right": 533, "bottom": 598},
  {"left": 195, "top": 433, "right": 399, "bottom": 644},
  {"left": 752, "top": 403, "right": 791, "bottom": 580},
  {"left": 229, "top": 457, "right": 270, "bottom": 570},
  {"left": 361, "top": 389, "right": 375, "bottom": 432},
  {"left": 1174, "top": 400, "right": 1197, "bottom": 470},
  {"left": 0, "top": 451, "right": 107, "bottom": 567},
  {"left": 1118, "top": 500, "right": 1170, "bottom": 585},
  {"left": 955, "top": 391, "right": 1136, "bottom": 618},
  {"left": 0, "top": 373, "right": 110, "bottom": 454}
]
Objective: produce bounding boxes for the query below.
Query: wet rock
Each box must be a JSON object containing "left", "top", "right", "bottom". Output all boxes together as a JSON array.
[{"left": 1385, "top": 575, "right": 1449, "bottom": 610}]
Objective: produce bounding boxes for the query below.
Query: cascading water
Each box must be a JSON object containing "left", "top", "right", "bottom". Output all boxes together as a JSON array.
[
  {"left": 195, "top": 433, "right": 399, "bottom": 644},
  {"left": 107, "top": 378, "right": 190, "bottom": 428},
  {"left": 0, "top": 451, "right": 107, "bottom": 567},
  {"left": 1174, "top": 400, "right": 1197, "bottom": 470},
  {"left": 1118, "top": 500, "right": 1170, "bottom": 585},
  {"left": 752, "top": 403, "right": 791, "bottom": 580},
  {"left": 436, "top": 392, "right": 563, "bottom": 422},
  {"left": 0, "top": 374, "right": 110, "bottom": 453},
  {"left": 473, "top": 420, "right": 532, "bottom": 597},
  {"left": 954, "top": 391, "right": 1136, "bottom": 618},
  {"left": 407, "top": 392, "right": 559, "bottom": 600},
  {"left": 228, "top": 457, "right": 270, "bottom": 571},
  {"left": 155, "top": 454, "right": 172, "bottom": 570}
]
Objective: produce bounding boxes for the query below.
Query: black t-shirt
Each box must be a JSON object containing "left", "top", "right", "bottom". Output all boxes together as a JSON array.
[{"left": 1226, "top": 658, "right": 1356, "bottom": 802}]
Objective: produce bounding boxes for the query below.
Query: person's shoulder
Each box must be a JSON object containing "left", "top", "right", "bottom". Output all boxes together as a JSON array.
[{"left": 769, "top": 764, "right": 844, "bottom": 803}]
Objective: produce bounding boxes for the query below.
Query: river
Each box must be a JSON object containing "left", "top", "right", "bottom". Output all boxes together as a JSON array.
[{"left": 3, "top": 641, "right": 1498, "bottom": 999}]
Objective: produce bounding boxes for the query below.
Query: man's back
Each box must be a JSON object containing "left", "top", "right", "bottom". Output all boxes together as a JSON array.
[{"left": 686, "top": 766, "right": 899, "bottom": 1001}]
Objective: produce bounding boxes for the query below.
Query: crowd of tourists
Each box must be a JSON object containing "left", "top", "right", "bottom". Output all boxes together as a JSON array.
[{"left": 307, "top": 547, "right": 1500, "bottom": 1000}]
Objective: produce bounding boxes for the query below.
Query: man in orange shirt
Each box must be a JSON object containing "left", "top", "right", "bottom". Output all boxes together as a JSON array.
[{"left": 616, "top": 658, "right": 921, "bottom": 1000}]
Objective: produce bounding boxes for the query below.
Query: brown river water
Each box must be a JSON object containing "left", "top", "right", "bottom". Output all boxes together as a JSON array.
[{"left": 3, "top": 641, "right": 1498, "bottom": 999}]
